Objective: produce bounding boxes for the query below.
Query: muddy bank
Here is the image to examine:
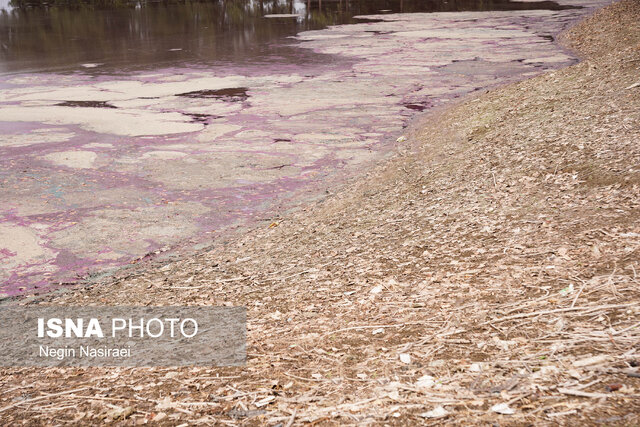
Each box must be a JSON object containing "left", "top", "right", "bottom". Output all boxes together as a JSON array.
[{"left": 2, "top": 0, "right": 640, "bottom": 424}]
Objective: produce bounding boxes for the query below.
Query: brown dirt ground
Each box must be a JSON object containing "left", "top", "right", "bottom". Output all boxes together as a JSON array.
[{"left": 2, "top": 0, "right": 640, "bottom": 425}]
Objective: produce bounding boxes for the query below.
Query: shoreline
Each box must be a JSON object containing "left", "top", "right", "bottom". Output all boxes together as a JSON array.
[
  {"left": 0, "top": 1, "right": 606, "bottom": 296},
  {"left": 2, "top": 0, "right": 640, "bottom": 424}
]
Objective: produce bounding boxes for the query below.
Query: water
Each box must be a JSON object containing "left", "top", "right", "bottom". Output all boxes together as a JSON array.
[
  {"left": 0, "top": 0, "right": 606, "bottom": 296},
  {"left": 0, "top": 0, "right": 575, "bottom": 74}
]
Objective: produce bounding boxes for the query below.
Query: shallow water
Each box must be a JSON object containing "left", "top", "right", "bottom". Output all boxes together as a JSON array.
[
  {"left": 0, "top": 0, "right": 607, "bottom": 295},
  {"left": 0, "top": 0, "right": 577, "bottom": 74}
]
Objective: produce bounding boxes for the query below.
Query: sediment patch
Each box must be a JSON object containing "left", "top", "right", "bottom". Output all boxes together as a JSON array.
[
  {"left": 176, "top": 87, "right": 249, "bottom": 102},
  {"left": 56, "top": 101, "right": 117, "bottom": 108}
]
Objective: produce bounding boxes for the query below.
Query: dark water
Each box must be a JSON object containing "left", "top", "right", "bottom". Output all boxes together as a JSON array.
[{"left": 0, "top": 0, "right": 575, "bottom": 74}]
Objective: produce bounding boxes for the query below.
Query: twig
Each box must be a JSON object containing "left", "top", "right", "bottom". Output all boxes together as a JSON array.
[
  {"left": 0, "top": 387, "right": 89, "bottom": 413},
  {"left": 505, "top": 392, "right": 532, "bottom": 406},
  {"left": 67, "top": 394, "right": 129, "bottom": 402},
  {"left": 486, "top": 303, "right": 636, "bottom": 325},
  {"left": 320, "top": 322, "right": 422, "bottom": 337},
  {"left": 622, "top": 369, "right": 640, "bottom": 378},
  {"left": 547, "top": 409, "right": 578, "bottom": 418},
  {"left": 215, "top": 276, "right": 250, "bottom": 283},
  {"left": 191, "top": 376, "right": 243, "bottom": 380},
  {"left": 285, "top": 408, "right": 297, "bottom": 427},
  {"left": 612, "top": 321, "right": 640, "bottom": 336},
  {"left": 557, "top": 388, "right": 609, "bottom": 399},
  {"left": 283, "top": 372, "right": 324, "bottom": 382},
  {"left": 571, "top": 277, "right": 588, "bottom": 308}
]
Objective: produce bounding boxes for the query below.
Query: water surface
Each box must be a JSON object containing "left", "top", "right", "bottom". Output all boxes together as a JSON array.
[{"left": 1, "top": 0, "right": 576, "bottom": 74}]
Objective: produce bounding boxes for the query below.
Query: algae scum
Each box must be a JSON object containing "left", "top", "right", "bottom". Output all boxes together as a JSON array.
[{"left": 0, "top": 0, "right": 607, "bottom": 295}]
